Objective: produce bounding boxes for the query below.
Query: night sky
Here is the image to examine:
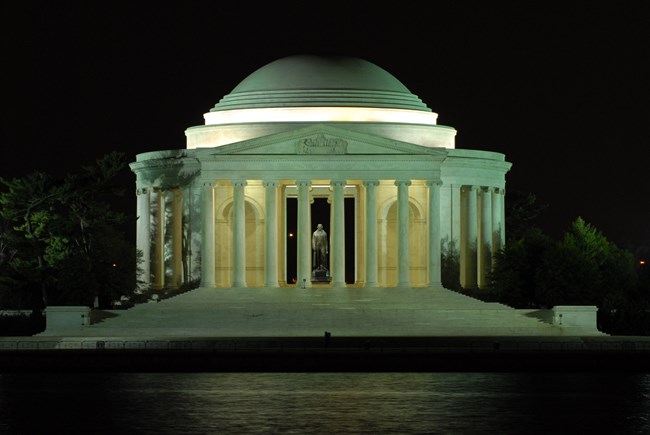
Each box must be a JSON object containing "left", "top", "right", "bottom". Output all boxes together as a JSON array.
[{"left": 2, "top": 2, "right": 649, "bottom": 250}]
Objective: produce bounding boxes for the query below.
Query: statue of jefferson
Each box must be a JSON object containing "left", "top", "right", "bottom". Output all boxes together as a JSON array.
[{"left": 312, "top": 223, "right": 328, "bottom": 271}]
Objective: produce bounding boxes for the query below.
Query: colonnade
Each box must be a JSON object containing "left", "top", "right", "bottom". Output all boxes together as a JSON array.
[
  {"left": 136, "top": 187, "right": 184, "bottom": 290},
  {"left": 135, "top": 180, "right": 505, "bottom": 290},
  {"left": 194, "top": 179, "right": 444, "bottom": 289},
  {"left": 459, "top": 186, "right": 506, "bottom": 289}
]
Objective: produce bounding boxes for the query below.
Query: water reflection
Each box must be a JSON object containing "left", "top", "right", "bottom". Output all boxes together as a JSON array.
[{"left": 1, "top": 372, "right": 649, "bottom": 434}]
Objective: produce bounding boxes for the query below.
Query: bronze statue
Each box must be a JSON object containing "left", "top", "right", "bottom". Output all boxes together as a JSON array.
[{"left": 312, "top": 223, "right": 328, "bottom": 271}]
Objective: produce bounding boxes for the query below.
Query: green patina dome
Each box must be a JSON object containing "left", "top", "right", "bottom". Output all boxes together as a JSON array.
[{"left": 211, "top": 55, "right": 431, "bottom": 112}]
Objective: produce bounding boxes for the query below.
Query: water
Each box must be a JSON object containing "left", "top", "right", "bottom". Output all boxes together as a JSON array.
[{"left": 1, "top": 372, "right": 649, "bottom": 434}]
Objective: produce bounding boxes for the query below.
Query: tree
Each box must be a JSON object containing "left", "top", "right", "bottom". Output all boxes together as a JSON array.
[
  {"left": 505, "top": 190, "right": 548, "bottom": 241},
  {"left": 491, "top": 217, "right": 636, "bottom": 309},
  {"left": 441, "top": 238, "right": 460, "bottom": 290},
  {"left": 0, "top": 172, "right": 63, "bottom": 307},
  {"left": 536, "top": 217, "right": 637, "bottom": 310},
  {"left": 490, "top": 227, "right": 554, "bottom": 307},
  {"left": 490, "top": 216, "right": 646, "bottom": 334},
  {"left": 0, "top": 152, "right": 138, "bottom": 309}
]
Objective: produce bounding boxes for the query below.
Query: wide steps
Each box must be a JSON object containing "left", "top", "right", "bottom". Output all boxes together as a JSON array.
[{"left": 37, "top": 287, "right": 576, "bottom": 337}]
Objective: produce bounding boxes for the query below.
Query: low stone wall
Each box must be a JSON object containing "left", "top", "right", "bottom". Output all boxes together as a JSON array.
[
  {"left": 553, "top": 306, "right": 599, "bottom": 331},
  {"left": 45, "top": 306, "right": 91, "bottom": 331}
]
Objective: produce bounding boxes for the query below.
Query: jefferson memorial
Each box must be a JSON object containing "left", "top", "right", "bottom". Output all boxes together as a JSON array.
[{"left": 130, "top": 55, "right": 511, "bottom": 291}]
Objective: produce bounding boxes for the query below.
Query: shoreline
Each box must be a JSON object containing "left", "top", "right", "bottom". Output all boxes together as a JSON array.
[{"left": 2, "top": 335, "right": 650, "bottom": 373}]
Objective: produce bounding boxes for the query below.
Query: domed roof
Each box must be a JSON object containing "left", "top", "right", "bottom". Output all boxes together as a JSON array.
[{"left": 210, "top": 55, "right": 431, "bottom": 112}]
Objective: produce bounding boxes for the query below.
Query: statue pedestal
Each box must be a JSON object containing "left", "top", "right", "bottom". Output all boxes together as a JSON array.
[{"left": 311, "top": 269, "right": 331, "bottom": 284}]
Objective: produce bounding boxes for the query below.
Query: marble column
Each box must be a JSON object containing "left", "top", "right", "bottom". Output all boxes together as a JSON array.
[
  {"left": 200, "top": 182, "right": 215, "bottom": 287},
  {"left": 232, "top": 180, "right": 247, "bottom": 288},
  {"left": 461, "top": 185, "right": 478, "bottom": 289},
  {"left": 427, "top": 180, "right": 442, "bottom": 288},
  {"left": 263, "top": 180, "right": 279, "bottom": 287},
  {"left": 297, "top": 180, "right": 312, "bottom": 288},
  {"left": 499, "top": 189, "right": 506, "bottom": 247},
  {"left": 136, "top": 188, "right": 151, "bottom": 288},
  {"left": 379, "top": 217, "right": 388, "bottom": 286},
  {"left": 450, "top": 184, "right": 462, "bottom": 251},
  {"left": 395, "top": 180, "right": 411, "bottom": 287},
  {"left": 151, "top": 188, "right": 165, "bottom": 289},
  {"left": 478, "top": 187, "right": 493, "bottom": 289},
  {"left": 494, "top": 188, "right": 506, "bottom": 253},
  {"left": 364, "top": 180, "right": 379, "bottom": 288},
  {"left": 187, "top": 184, "right": 202, "bottom": 283},
  {"left": 331, "top": 180, "right": 346, "bottom": 287},
  {"left": 169, "top": 188, "right": 183, "bottom": 289}
]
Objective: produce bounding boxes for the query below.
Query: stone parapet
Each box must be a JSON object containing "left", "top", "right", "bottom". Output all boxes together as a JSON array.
[
  {"left": 45, "top": 306, "right": 91, "bottom": 331},
  {"left": 553, "top": 305, "right": 599, "bottom": 331}
]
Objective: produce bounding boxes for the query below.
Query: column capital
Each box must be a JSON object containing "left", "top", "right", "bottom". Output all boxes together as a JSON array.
[
  {"left": 363, "top": 180, "right": 379, "bottom": 188},
  {"left": 425, "top": 180, "right": 442, "bottom": 187},
  {"left": 232, "top": 180, "right": 248, "bottom": 187},
  {"left": 330, "top": 180, "right": 347, "bottom": 187},
  {"left": 201, "top": 181, "right": 215, "bottom": 188},
  {"left": 463, "top": 185, "right": 479, "bottom": 193},
  {"left": 296, "top": 180, "right": 312, "bottom": 188},
  {"left": 136, "top": 187, "right": 151, "bottom": 195},
  {"left": 395, "top": 180, "right": 412, "bottom": 187},
  {"left": 262, "top": 180, "right": 279, "bottom": 188}
]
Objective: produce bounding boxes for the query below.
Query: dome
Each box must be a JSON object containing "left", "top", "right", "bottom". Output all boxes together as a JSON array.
[{"left": 210, "top": 55, "right": 432, "bottom": 112}]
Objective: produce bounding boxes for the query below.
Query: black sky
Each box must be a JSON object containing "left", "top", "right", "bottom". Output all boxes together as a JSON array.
[{"left": 2, "top": 2, "right": 649, "bottom": 250}]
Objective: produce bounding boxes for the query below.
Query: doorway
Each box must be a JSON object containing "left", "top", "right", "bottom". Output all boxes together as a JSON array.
[{"left": 285, "top": 196, "right": 355, "bottom": 284}]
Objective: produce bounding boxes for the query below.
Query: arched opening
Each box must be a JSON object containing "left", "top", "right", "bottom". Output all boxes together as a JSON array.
[
  {"left": 219, "top": 198, "right": 264, "bottom": 287},
  {"left": 379, "top": 199, "right": 426, "bottom": 287}
]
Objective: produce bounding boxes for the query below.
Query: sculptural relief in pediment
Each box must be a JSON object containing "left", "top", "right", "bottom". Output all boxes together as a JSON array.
[{"left": 295, "top": 134, "right": 348, "bottom": 154}]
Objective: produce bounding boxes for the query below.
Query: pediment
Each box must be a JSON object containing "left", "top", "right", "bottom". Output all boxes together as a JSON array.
[{"left": 207, "top": 124, "right": 447, "bottom": 157}]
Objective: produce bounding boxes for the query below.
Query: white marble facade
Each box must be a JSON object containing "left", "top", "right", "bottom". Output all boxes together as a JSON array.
[{"left": 130, "top": 56, "right": 511, "bottom": 290}]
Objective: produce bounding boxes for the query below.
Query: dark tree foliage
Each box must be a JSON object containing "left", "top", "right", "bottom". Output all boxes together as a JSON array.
[
  {"left": 490, "top": 217, "right": 648, "bottom": 335},
  {"left": 505, "top": 190, "right": 548, "bottom": 241},
  {"left": 0, "top": 152, "right": 138, "bottom": 309},
  {"left": 490, "top": 227, "right": 554, "bottom": 307},
  {"left": 0, "top": 171, "right": 62, "bottom": 308},
  {"left": 601, "top": 247, "right": 650, "bottom": 335},
  {"left": 441, "top": 238, "right": 460, "bottom": 290}
]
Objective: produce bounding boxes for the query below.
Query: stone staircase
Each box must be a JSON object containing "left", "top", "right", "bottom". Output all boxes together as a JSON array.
[{"left": 37, "top": 286, "right": 605, "bottom": 338}]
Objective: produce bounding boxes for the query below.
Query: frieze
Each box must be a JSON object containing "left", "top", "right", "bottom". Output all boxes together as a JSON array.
[{"left": 296, "top": 134, "right": 347, "bottom": 154}]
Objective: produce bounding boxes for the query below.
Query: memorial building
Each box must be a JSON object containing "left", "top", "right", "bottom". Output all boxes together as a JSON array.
[{"left": 130, "top": 55, "right": 512, "bottom": 291}]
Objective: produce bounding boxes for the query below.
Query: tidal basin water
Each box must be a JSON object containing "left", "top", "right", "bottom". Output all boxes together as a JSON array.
[{"left": 1, "top": 372, "right": 649, "bottom": 434}]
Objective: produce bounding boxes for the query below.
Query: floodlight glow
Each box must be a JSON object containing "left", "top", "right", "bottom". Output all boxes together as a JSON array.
[{"left": 204, "top": 107, "right": 438, "bottom": 125}]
